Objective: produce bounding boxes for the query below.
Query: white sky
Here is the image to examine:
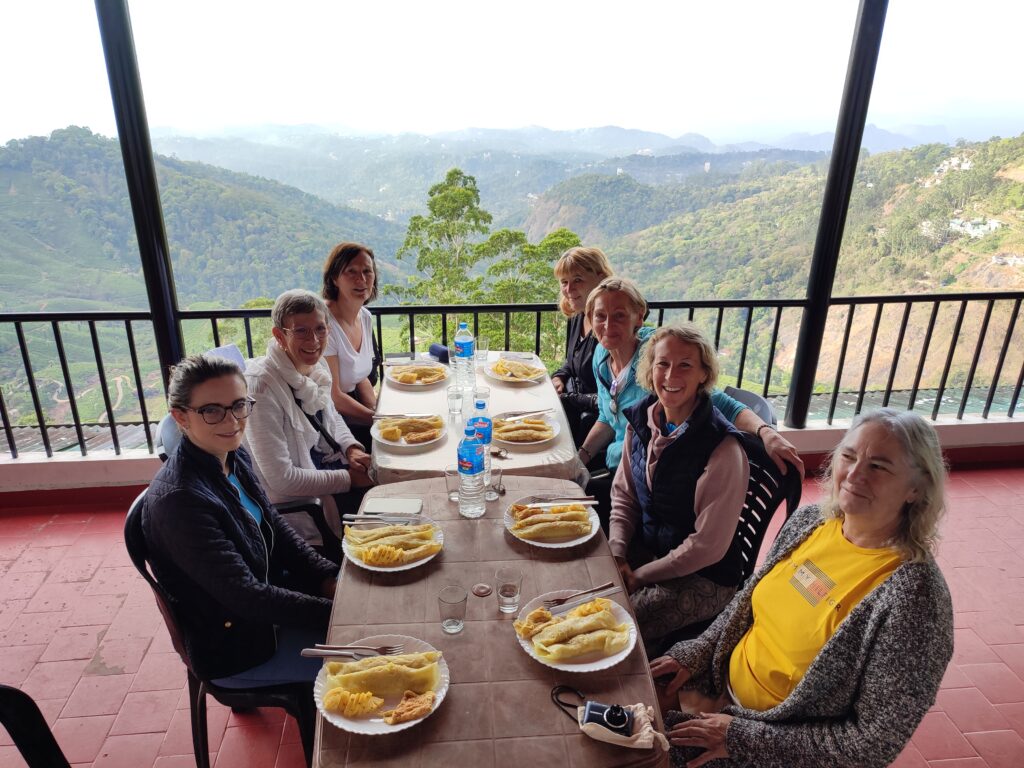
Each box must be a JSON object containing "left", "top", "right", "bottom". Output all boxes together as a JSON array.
[{"left": 2, "top": 0, "right": 1022, "bottom": 145}]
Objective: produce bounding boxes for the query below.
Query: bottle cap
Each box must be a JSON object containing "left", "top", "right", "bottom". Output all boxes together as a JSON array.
[
  {"left": 475, "top": 400, "right": 485, "bottom": 409},
  {"left": 458, "top": 321, "right": 468, "bottom": 328},
  {"left": 464, "top": 426, "right": 475, "bottom": 436},
  {"left": 471, "top": 583, "right": 492, "bottom": 597}
]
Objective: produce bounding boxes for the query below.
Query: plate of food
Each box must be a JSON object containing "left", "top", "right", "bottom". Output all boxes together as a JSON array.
[
  {"left": 371, "top": 415, "right": 446, "bottom": 450},
  {"left": 384, "top": 363, "right": 449, "bottom": 387},
  {"left": 314, "top": 634, "right": 449, "bottom": 735},
  {"left": 342, "top": 518, "right": 444, "bottom": 572},
  {"left": 503, "top": 498, "right": 599, "bottom": 549},
  {"left": 492, "top": 414, "right": 560, "bottom": 446},
  {"left": 484, "top": 357, "right": 547, "bottom": 384},
  {"left": 513, "top": 594, "right": 636, "bottom": 672}
]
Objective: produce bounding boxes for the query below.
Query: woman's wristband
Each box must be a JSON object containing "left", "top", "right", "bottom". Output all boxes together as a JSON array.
[{"left": 756, "top": 423, "right": 775, "bottom": 441}]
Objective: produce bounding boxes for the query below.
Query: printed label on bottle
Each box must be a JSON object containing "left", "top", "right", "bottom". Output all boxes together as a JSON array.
[
  {"left": 454, "top": 339, "right": 475, "bottom": 357},
  {"left": 469, "top": 417, "right": 492, "bottom": 443}
]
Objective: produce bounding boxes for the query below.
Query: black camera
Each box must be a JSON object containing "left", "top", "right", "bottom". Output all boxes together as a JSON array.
[{"left": 582, "top": 701, "right": 634, "bottom": 737}]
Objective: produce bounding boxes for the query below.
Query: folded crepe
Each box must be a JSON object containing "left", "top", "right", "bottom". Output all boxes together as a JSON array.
[
  {"left": 326, "top": 651, "right": 441, "bottom": 676},
  {"left": 327, "top": 660, "right": 441, "bottom": 698},
  {"left": 356, "top": 540, "right": 442, "bottom": 566},
  {"left": 513, "top": 607, "right": 557, "bottom": 639},
  {"left": 532, "top": 609, "right": 620, "bottom": 647},
  {"left": 511, "top": 511, "right": 590, "bottom": 530},
  {"left": 534, "top": 627, "right": 631, "bottom": 661},
  {"left": 344, "top": 523, "right": 436, "bottom": 545},
  {"left": 514, "top": 519, "right": 592, "bottom": 541}
]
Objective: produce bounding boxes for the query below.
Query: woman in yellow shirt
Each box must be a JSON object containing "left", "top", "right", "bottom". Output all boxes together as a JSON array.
[{"left": 649, "top": 409, "right": 953, "bottom": 768}]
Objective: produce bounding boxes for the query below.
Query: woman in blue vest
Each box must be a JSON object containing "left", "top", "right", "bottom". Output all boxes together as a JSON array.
[{"left": 607, "top": 323, "right": 750, "bottom": 655}]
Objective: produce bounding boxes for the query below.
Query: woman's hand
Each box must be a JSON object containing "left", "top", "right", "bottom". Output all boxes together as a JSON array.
[
  {"left": 667, "top": 713, "right": 733, "bottom": 767},
  {"left": 649, "top": 655, "right": 691, "bottom": 695},
  {"left": 616, "top": 559, "right": 641, "bottom": 594},
  {"left": 349, "top": 463, "right": 374, "bottom": 488},
  {"left": 761, "top": 429, "right": 805, "bottom": 479},
  {"left": 346, "top": 445, "right": 372, "bottom": 473},
  {"left": 553, "top": 376, "right": 565, "bottom": 395}
]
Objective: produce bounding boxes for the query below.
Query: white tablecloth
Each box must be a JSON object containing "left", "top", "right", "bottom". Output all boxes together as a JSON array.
[{"left": 371, "top": 352, "right": 585, "bottom": 485}]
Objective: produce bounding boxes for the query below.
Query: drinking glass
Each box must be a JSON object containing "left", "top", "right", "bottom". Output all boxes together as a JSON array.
[
  {"left": 438, "top": 585, "right": 468, "bottom": 634},
  {"left": 475, "top": 336, "right": 490, "bottom": 364},
  {"left": 444, "top": 464, "right": 460, "bottom": 503},
  {"left": 485, "top": 465, "right": 501, "bottom": 502},
  {"left": 472, "top": 385, "right": 490, "bottom": 407},
  {"left": 446, "top": 386, "right": 463, "bottom": 416},
  {"left": 495, "top": 568, "right": 523, "bottom": 614}
]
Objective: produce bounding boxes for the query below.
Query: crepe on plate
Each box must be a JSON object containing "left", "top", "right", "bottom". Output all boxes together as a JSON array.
[
  {"left": 493, "top": 418, "right": 555, "bottom": 443},
  {"left": 326, "top": 652, "right": 442, "bottom": 698},
  {"left": 514, "top": 598, "right": 629, "bottom": 662},
  {"left": 377, "top": 415, "right": 445, "bottom": 445},
  {"left": 382, "top": 690, "right": 435, "bottom": 725},
  {"left": 344, "top": 523, "right": 442, "bottom": 566},
  {"left": 389, "top": 364, "right": 446, "bottom": 384},
  {"left": 508, "top": 502, "right": 592, "bottom": 541},
  {"left": 491, "top": 358, "right": 545, "bottom": 380},
  {"left": 322, "top": 688, "right": 383, "bottom": 717}
]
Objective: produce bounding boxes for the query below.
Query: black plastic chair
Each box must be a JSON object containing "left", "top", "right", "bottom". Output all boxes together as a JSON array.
[
  {"left": 0, "top": 685, "right": 71, "bottom": 768},
  {"left": 723, "top": 385, "right": 777, "bottom": 427},
  {"left": 652, "top": 433, "right": 803, "bottom": 656},
  {"left": 124, "top": 490, "right": 316, "bottom": 768}
]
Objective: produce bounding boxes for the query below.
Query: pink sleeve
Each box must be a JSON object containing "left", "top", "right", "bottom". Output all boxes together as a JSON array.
[
  {"left": 608, "top": 426, "right": 642, "bottom": 560},
  {"left": 632, "top": 436, "right": 749, "bottom": 586}
]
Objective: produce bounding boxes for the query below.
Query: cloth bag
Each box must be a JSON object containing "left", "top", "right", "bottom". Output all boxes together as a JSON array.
[{"left": 551, "top": 685, "right": 669, "bottom": 751}]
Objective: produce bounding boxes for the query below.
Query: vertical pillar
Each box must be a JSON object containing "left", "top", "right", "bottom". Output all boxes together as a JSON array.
[
  {"left": 94, "top": 0, "right": 184, "bottom": 389},
  {"left": 784, "top": 0, "right": 889, "bottom": 428}
]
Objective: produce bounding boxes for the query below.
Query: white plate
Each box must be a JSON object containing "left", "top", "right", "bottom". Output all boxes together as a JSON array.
[
  {"left": 342, "top": 516, "right": 444, "bottom": 572},
  {"left": 492, "top": 413, "right": 561, "bottom": 447},
  {"left": 503, "top": 497, "right": 599, "bottom": 549},
  {"left": 384, "top": 364, "right": 450, "bottom": 388},
  {"left": 515, "top": 591, "right": 637, "bottom": 672},
  {"left": 370, "top": 419, "right": 447, "bottom": 450},
  {"left": 313, "top": 634, "right": 449, "bottom": 735},
  {"left": 483, "top": 360, "right": 546, "bottom": 384}
]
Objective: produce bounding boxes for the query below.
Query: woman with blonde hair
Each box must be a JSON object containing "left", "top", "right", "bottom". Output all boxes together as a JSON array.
[
  {"left": 609, "top": 323, "right": 750, "bottom": 653},
  {"left": 551, "top": 246, "right": 614, "bottom": 449},
  {"left": 651, "top": 408, "right": 952, "bottom": 768}
]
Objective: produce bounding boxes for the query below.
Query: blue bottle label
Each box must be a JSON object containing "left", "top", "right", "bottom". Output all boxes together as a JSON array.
[
  {"left": 470, "top": 417, "right": 492, "bottom": 443},
  {"left": 458, "top": 441, "right": 484, "bottom": 473},
  {"left": 454, "top": 339, "right": 475, "bottom": 358}
]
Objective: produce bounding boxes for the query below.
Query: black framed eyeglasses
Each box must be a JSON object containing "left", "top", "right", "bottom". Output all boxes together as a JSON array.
[
  {"left": 180, "top": 397, "right": 255, "bottom": 425},
  {"left": 280, "top": 324, "right": 329, "bottom": 341}
]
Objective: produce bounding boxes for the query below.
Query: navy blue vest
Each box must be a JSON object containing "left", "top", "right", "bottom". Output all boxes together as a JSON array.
[{"left": 624, "top": 393, "right": 746, "bottom": 587}]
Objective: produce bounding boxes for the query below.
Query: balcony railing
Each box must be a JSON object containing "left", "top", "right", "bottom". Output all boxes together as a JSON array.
[{"left": 1, "top": 290, "right": 1021, "bottom": 459}]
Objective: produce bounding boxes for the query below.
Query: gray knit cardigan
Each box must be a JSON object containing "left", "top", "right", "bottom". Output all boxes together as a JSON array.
[{"left": 667, "top": 504, "right": 953, "bottom": 768}]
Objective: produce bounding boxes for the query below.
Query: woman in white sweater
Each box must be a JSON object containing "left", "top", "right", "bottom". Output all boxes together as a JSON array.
[{"left": 244, "top": 289, "right": 374, "bottom": 546}]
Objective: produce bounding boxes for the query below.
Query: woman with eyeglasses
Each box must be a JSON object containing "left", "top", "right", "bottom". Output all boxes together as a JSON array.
[
  {"left": 243, "top": 289, "right": 374, "bottom": 548},
  {"left": 142, "top": 353, "right": 338, "bottom": 685},
  {"left": 321, "top": 242, "right": 381, "bottom": 448}
]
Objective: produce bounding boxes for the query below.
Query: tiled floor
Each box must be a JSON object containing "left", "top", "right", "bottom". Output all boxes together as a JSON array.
[{"left": 1, "top": 467, "right": 1023, "bottom": 768}]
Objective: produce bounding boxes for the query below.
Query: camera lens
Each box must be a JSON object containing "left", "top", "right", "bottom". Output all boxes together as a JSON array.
[{"left": 604, "top": 705, "right": 628, "bottom": 728}]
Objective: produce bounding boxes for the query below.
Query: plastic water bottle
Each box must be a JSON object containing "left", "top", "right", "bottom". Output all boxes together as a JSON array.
[
  {"left": 469, "top": 399, "right": 493, "bottom": 487},
  {"left": 453, "top": 322, "right": 475, "bottom": 388},
  {"left": 457, "top": 425, "right": 486, "bottom": 518}
]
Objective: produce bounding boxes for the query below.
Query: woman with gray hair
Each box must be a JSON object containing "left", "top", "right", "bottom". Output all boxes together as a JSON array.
[
  {"left": 244, "top": 289, "right": 374, "bottom": 551},
  {"left": 651, "top": 408, "right": 953, "bottom": 768}
]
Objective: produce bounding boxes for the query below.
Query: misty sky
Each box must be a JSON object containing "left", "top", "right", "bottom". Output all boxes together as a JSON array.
[{"left": 3, "top": 0, "right": 1022, "bottom": 145}]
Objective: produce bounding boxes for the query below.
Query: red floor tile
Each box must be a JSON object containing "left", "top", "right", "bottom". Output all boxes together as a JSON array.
[
  {"left": 91, "top": 732, "right": 163, "bottom": 768},
  {"left": 64, "top": 594, "right": 126, "bottom": 627},
  {"left": 992, "top": 643, "right": 1024, "bottom": 680},
  {"left": 0, "top": 745, "right": 30, "bottom": 768},
  {"left": 994, "top": 702, "right": 1024, "bottom": 739},
  {"left": 935, "top": 687, "right": 1012, "bottom": 732},
  {"left": 130, "top": 652, "right": 186, "bottom": 692},
  {"left": 214, "top": 723, "right": 283, "bottom": 768},
  {"left": 274, "top": 740, "right": 307, "bottom": 768},
  {"left": 953, "top": 628, "right": 1003, "bottom": 665},
  {"left": 62, "top": 674, "right": 134, "bottom": 718},
  {"left": 964, "top": 730, "right": 1024, "bottom": 768},
  {"left": 891, "top": 743, "right": 929, "bottom": 767},
  {"left": 158, "top": 705, "right": 230, "bottom": 756},
  {"left": 960, "top": 662, "right": 1024, "bottom": 705},
  {"left": 0, "top": 609, "right": 69, "bottom": 646},
  {"left": 926, "top": 758, "right": 990, "bottom": 768},
  {"left": 23, "top": 581, "right": 85, "bottom": 613},
  {"left": 39, "top": 624, "right": 107, "bottom": 663},
  {"left": 108, "top": 689, "right": 181, "bottom": 736},
  {"left": 911, "top": 712, "right": 980, "bottom": 761},
  {"left": 50, "top": 715, "right": 115, "bottom": 763},
  {"left": 19, "top": 659, "right": 91, "bottom": 701},
  {"left": 86, "top": 637, "right": 152, "bottom": 677}
]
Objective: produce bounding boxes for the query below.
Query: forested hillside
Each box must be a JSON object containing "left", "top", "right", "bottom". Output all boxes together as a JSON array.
[{"left": 0, "top": 127, "right": 405, "bottom": 311}]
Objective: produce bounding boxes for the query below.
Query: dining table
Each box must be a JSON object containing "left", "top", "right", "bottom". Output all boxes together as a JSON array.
[
  {"left": 370, "top": 352, "right": 585, "bottom": 486},
  {"left": 313, "top": 475, "right": 670, "bottom": 768}
]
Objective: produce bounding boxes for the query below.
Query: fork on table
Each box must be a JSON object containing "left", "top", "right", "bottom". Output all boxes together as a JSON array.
[
  {"left": 300, "top": 643, "right": 405, "bottom": 659},
  {"left": 542, "top": 581, "right": 616, "bottom": 608}
]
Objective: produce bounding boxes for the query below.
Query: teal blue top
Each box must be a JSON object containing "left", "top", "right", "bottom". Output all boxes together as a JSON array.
[
  {"left": 592, "top": 325, "right": 746, "bottom": 469},
  {"left": 227, "top": 472, "right": 263, "bottom": 526}
]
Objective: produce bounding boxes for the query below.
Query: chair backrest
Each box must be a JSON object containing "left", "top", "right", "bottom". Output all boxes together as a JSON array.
[
  {"left": 124, "top": 489, "right": 196, "bottom": 673},
  {"left": 724, "top": 385, "right": 777, "bottom": 427},
  {"left": 157, "top": 413, "right": 181, "bottom": 462},
  {"left": 733, "top": 433, "right": 802, "bottom": 583},
  {"left": 207, "top": 343, "right": 246, "bottom": 370}
]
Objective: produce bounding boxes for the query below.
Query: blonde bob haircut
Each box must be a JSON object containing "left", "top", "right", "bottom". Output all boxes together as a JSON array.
[
  {"left": 636, "top": 323, "right": 719, "bottom": 398},
  {"left": 554, "top": 247, "right": 614, "bottom": 317},
  {"left": 820, "top": 408, "right": 947, "bottom": 563},
  {"left": 584, "top": 276, "right": 647, "bottom": 331}
]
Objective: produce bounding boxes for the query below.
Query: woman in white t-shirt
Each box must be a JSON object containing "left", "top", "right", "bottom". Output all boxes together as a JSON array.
[{"left": 321, "top": 242, "right": 380, "bottom": 446}]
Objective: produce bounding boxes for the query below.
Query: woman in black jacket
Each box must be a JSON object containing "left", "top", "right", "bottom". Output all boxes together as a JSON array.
[
  {"left": 142, "top": 354, "right": 338, "bottom": 685},
  {"left": 551, "top": 246, "right": 614, "bottom": 449}
]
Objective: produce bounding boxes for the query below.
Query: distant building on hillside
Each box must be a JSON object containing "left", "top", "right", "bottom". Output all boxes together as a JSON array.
[
  {"left": 992, "top": 254, "right": 1024, "bottom": 266},
  {"left": 949, "top": 217, "right": 1002, "bottom": 238}
]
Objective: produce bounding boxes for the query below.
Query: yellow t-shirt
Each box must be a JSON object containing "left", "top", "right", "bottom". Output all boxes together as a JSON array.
[{"left": 728, "top": 517, "right": 902, "bottom": 711}]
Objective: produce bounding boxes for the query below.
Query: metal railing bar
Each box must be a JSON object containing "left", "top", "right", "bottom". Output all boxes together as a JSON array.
[
  {"left": 1, "top": 310, "right": 153, "bottom": 323},
  {"left": 1, "top": 385, "right": 18, "bottom": 459},
  {"left": 89, "top": 321, "right": 121, "bottom": 455},
  {"left": 908, "top": 302, "right": 940, "bottom": 411},
  {"left": 932, "top": 301, "right": 967, "bottom": 421},
  {"left": 958, "top": 300, "right": 994, "bottom": 420},
  {"left": 408, "top": 312, "right": 416, "bottom": 355},
  {"left": 15, "top": 321, "right": 51, "bottom": 458},
  {"left": 534, "top": 312, "right": 542, "bottom": 356},
  {"left": 736, "top": 308, "right": 753, "bottom": 389},
  {"left": 687, "top": 307, "right": 695, "bottom": 321},
  {"left": 441, "top": 314, "right": 448, "bottom": 348},
  {"left": 375, "top": 313, "right": 385, "bottom": 383},
  {"left": 125, "top": 320, "right": 154, "bottom": 454},
  {"left": 984, "top": 298, "right": 1020, "bottom": 419},
  {"left": 764, "top": 307, "right": 783, "bottom": 398},
  {"left": 855, "top": 304, "right": 884, "bottom": 416},
  {"left": 504, "top": 312, "right": 511, "bottom": 350},
  {"left": 1011, "top": 349, "right": 1024, "bottom": 418},
  {"left": 52, "top": 321, "right": 87, "bottom": 456},
  {"left": 883, "top": 302, "right": 912, "bottom": 407},
  {"left": 714, "top": 307, "right": 724, "bottom": 348},
  {"left": 243, "top": 317, "right": 254, "bottom": 358},
  {"left": 828, "top": 306, "right": 856, "bottom": 424},
  {"left": 657, "top": 307, "right": 665, "bottom": 326},
  {"left": 210, "top": 318, "right": 221, "bottom": 348},
  {"left": 472, "top": 313, "right": 479, "bottom": 339}
]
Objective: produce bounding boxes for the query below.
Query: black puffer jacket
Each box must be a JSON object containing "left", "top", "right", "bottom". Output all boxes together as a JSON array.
[{"left": 142, "top": 437, "right": 337, "bottom": 679}]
